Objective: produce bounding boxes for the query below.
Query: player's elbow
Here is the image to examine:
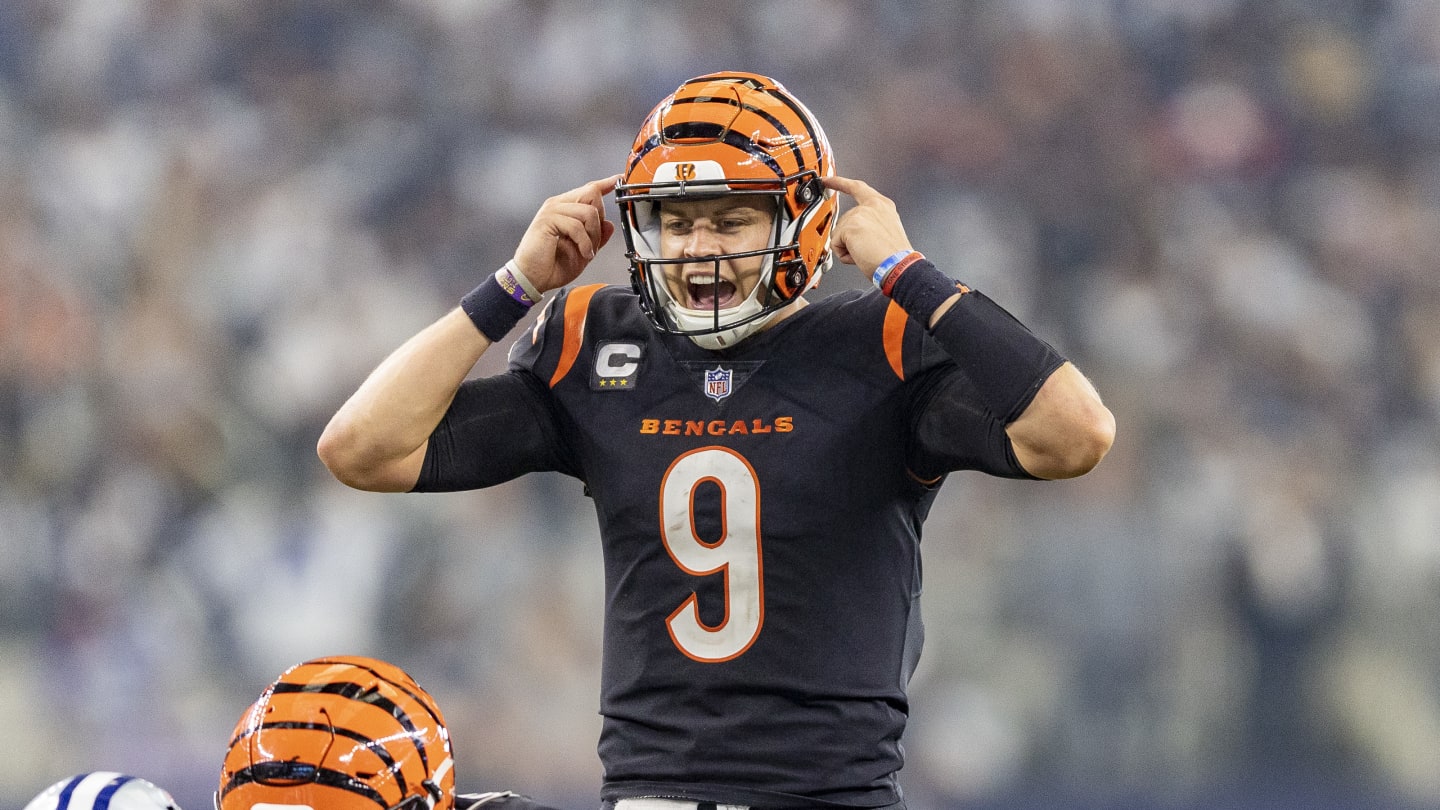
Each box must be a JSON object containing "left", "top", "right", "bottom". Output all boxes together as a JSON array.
[
  {"left": 1026, "top": 404, "right": 1116, "bottom": 480},
  {"left": 316, "top": 419, "right": 411, "bottom": 493},
  {"left": 316, "top": 422, "right": 367, "bottom": 488},
  {"left": 1066, "top": 405, "right": 1116, "bottom": 477}
]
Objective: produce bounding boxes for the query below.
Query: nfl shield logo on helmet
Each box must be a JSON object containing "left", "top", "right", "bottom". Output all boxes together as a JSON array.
[{"left": 704, "top": 366, "right": 733, "bottom": 402}]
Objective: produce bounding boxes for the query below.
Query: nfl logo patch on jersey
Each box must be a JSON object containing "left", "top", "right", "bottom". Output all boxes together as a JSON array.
[
  {"left": 679, "top": 360, "right": 764, "bottom": 403},
  {"left": 704, "top": 366, "right": 733, "bottom": 402},
  {"left": 592, "top": 341, "right": 642, "bottom": 390}
]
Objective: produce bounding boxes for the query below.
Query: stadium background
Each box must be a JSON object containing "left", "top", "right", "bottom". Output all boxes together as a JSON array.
[{"left": 3, "top": 1, "right": 1440, "bottom": 808}]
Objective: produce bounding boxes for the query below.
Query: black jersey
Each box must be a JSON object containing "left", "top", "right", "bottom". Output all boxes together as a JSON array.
[{"left": 417, "top": 284, "right": 1034, "bottom": 809}]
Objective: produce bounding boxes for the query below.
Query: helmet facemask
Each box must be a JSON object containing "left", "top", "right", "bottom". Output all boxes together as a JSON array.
[{"left": 618, "top": 72, "right": 837, "bottom": 350}]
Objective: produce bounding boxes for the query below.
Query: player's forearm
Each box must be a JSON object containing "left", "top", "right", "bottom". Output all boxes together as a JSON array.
[{"left": 317, "top": 308, "right": 492, "bottom": 491}]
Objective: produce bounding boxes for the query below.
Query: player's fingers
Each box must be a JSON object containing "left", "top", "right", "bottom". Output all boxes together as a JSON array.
[
  {"left": 549, "top": 212, "right": 598, "bottom": 260},
  {"left": 575, "top": 175, "right": 619, "bottom": 240},
  {"left": 547, "top": 175, "right": 622, "bottom": 209},
  {"left": 533, "top": 202, "right": 604, "bottom": 258},
  {"left": 596, "top": 173, "right": 622, "bottom": 195},
  {"left": 548, "top": 200, "right": 605, "bottom": 243},
  {"left": 823, "top": 175, "right": 873, "bottom": 199},
  {"left": 823, "top": 176, "right": 895, "bottom": 209},
  {"left": 574, "top": 174, "right": 623, "bottom": 207}
]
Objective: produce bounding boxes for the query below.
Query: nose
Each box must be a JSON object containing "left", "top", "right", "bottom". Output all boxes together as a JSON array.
[{"left": 682, "top": 223, "right": 720, "bottom": 258}]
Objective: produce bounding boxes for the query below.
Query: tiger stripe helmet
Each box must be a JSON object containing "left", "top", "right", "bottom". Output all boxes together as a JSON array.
[
  {"left": 617, "top": 71, "right": 837, "bottom": 349},
  {"left": 25, "top": 773, "right": 181, "bottom": 810},
  {"left": 216, "top": 656, "right": 455, "bottom": 810}
]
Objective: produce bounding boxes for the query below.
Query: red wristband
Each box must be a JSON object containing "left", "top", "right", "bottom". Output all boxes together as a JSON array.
[{"left": 878, "top": 251, "right": 925, "bottom": 297}]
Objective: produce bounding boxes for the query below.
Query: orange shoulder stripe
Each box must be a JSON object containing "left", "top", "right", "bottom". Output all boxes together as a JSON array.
[
  {"left": 549, "top": 284, "right": 604, "bottom": 388},
  {"left": 882, "top": 299, "right": 908, "bottom": 381}
]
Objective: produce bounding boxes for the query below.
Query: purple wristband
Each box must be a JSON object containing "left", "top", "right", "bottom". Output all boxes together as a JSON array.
[
  {"left": 460, "top": 275, "right": 530, "bottom": 341},
  {"left": 495, "top": 263, "right": 539, "bottom": 307}
]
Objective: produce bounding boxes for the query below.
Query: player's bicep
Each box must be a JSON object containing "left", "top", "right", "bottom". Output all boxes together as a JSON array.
[
  {"left": 908, "top": 368, "right": 1037, "bottom": 481},
  {"left": 412, "top": 371, "right": 570, "bottom": 492}
]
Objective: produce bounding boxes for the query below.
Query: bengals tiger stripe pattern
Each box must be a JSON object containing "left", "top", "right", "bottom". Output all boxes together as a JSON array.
[
  {"left": 615, "top": 71, "right": 839, "bottom": 344},
  {"left": 216, "top": 656, "right": 455, "bottom": 810}
]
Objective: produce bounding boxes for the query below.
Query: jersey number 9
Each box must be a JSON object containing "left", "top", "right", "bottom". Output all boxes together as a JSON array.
[{"left": 659, "top": 446, "right": 765, "bottom": 662}]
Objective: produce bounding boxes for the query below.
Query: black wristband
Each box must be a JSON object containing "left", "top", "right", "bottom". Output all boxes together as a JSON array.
[
  {"left": 460, "top": 275, "right": 530, "bottom": 342},
  {"left": 927, "top": 289, "right": 1066, "bottom": 424},
  {"left": 888, "top": 260, "right": 967, "bottom": 324}
]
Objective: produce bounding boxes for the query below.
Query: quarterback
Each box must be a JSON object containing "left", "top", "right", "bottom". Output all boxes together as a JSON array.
[{"left": 319, "top": 72, "right": 1114, "bottom": 809}]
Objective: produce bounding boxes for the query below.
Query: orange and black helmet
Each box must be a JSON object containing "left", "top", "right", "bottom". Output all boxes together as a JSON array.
[
  {"left": 216, "top": 656, "right": 454, "bottom": 810},
  {"left": 616, "top": 71, "right": 837, "bottom": 348}
]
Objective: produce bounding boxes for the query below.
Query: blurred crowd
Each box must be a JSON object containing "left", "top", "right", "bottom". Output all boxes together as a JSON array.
[{"left": 3, "top": 1, "right": 1440, "bottom": 808}]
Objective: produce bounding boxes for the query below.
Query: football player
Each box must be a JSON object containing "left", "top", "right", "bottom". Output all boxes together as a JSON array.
[
  {"left": 215, "top": 655, "right": 560, "bottom": 810},
  {"left": 24, "top": 773, "right": 181, "bottom": 810},
  {"left": 318, "top": 72, "right": 1114, "bottom": 809}
]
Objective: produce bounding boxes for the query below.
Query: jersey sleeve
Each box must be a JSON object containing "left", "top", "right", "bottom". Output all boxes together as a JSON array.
[
  {"left": 412, "top": 290, "right": 587, "bottom": 492},
  {"left": 899, "top": 314, "right": 1039, "bottom": 481},
  {"left": 411, "top": 370, "right": 575, "bottom": 492},
  {"left": 905, "top": 362, "right": 1037, "bottom": 481},
  {"left": 505, "top": 283, "right": 607, "bottom": 384}
]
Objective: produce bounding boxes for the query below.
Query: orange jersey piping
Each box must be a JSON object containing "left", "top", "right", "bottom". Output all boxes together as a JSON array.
[
  {"left": 549, "top": 284, "right": 604, "bottom": 388},
  {"left": 882, "top": 300, "right": 908, "bottom": 381}
]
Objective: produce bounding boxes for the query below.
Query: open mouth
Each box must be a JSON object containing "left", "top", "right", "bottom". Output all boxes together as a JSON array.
[{"left": 684, "top": 273, "right": 738, "bottom": 310}]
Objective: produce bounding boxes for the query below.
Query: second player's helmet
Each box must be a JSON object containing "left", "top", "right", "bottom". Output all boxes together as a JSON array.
[
  {"left": 617, "top": 71, "right": 837, "bottom": 349},
  {"left": 216, "top": 656, "right": 455, "bottom": 810},
  {"left": 24, "top": 773, "right": 181, "bottom": 810}
]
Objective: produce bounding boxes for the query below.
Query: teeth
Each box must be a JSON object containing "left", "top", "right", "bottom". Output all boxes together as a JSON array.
[{"left": 687, "top": 274, "right": 722, "bottom": 285}]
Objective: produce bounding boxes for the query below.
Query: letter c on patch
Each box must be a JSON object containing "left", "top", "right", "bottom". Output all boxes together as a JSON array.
[{"left": 596, "top": 342, "right": 641, "bottom": 377}]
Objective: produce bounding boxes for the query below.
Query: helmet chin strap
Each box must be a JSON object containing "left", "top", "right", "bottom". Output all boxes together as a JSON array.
[
  {"left": 665, "top": 257, "right": 775, "bottom": 349},
  {"left": 683, "top": 306, "right": 779, "bottom": 350},
  {"left": 673, "top": 257, "right": 829, "bottom": 350},
  {"left": 638, "top": 196, "right": 827, "bottom": 349}
]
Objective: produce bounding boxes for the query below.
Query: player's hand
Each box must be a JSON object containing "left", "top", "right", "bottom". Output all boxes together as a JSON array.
[
  {"left": 512, "top": 174, "right": 620, "bottom": 292},
  {"left": 822, "top": 176, "right": 914, "bottom": 275}
]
